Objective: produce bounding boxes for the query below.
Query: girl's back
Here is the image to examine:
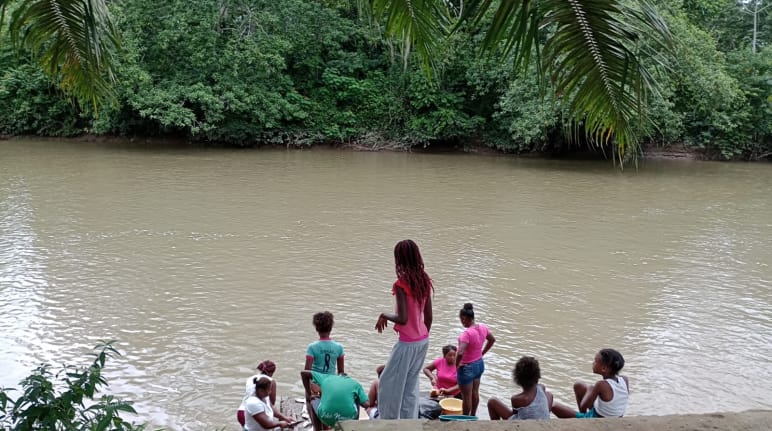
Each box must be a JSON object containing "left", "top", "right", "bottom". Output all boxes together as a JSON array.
[
  {"left": 392, "top": 279, "right": 429, "bottom": 342},
  {"left": 594, "top": 376, "right": 629, "bottom": 417},
  {"left": 511, "top": 384, "right": 550, "bottom": 420},
  {"left": 459, "top": 323, "right": 489, "bottom": 364}
]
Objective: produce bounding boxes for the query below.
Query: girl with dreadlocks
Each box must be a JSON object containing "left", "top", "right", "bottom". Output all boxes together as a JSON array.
[{"left": 375, "top": 239, "right": 434, "bottom": 419}]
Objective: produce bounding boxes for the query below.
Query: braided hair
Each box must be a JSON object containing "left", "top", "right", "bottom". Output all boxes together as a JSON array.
[
  {"left": 598, "top": 348, "right": 625, "bottom": 374},
  {"left": 394, "top": 239, "right": 433, "bottom": 302}
]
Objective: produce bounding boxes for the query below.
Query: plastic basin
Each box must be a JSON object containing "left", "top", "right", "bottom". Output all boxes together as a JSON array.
[
  {"left": 439, "top": 415, "right": 478, "bottom": 421},
  {"left": 439, "top": 398, "right": 463, "bottom": 415}
]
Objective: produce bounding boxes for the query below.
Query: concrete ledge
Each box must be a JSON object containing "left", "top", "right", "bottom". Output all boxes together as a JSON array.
[{"left": 338, "top": 410, "right": 772, "bottom": 431}]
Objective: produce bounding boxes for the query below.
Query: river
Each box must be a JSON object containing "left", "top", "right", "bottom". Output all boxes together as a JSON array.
[{"left": 1, "top": 139, "right": 771, "bottom": 429}]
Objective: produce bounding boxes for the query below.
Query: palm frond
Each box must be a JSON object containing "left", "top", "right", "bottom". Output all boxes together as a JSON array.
[
  {"left": 372, "top": 0, "right": 672, "bottom": 163},
  {"left": 1, "top": 0, "right": 119, "bottom": 109},
  {"left": 540, "top": 0, "right": 670, "bottom": 162},
  {"left": 369, "top": 0, "right": 451, "bottom": 71},
  {"left": 458, "top": 0, "right": 671, "bottom": 162},
  {"left": 455, "top": 0, "right": 540, "bottom": 70}
]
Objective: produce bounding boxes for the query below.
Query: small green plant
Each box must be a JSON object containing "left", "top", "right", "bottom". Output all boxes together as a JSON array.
[{"left": 0, "top": 341, "right": 146, "bottom": 431}]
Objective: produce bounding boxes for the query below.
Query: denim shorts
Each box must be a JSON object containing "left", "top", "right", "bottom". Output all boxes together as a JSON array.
[{"left": 456, "top": 358, "right": 484, "bottom": 385}]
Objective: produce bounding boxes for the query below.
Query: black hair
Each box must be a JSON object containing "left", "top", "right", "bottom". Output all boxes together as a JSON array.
[
  {"left": 254, "top": 376, "right": 272, "bottom": 393},
  {"left": 313, "top": 311, "right": 334, "bottom": 334},
  {"left": 459, "top": 303, "right": 475, "bottom": 320},
  {"left": 442, "top": 345, "right": 457, "bottom": 356},
  {"left": 513, "top": 356, "right": 541, "bottom": 389},
  {"left": 598, "top": 348, "right": 625, "bottom": 374},
  {"left": 394, "top": 240, "right": 433, "bottom": 303}
]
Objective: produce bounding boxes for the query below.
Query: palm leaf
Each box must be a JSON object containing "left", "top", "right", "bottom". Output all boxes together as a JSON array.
[
  {"left": 368, "top": 0, "right": 451, "bottom": 71},
  {"left": 371, "top": 0, "right": 672, "bottom": 163},
  {"left": 540, "top": 0, "right": 670, "bottom": 163},
  {"left": 0, "top": 0, "right": 119, "bottom": 108}
]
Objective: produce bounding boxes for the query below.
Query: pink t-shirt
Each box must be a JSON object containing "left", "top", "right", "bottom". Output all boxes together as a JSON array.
[
  {"left": 433, "top": 357, "right": 460, "bottom": 395},
  {"left": 392, "top": 280, "right": 429, "bottom": 342},
  {"left": 458, "top": 323, "right": 490, "bottom": 364}
]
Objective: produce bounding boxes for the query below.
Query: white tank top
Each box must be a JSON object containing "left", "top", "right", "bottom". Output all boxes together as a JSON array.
[{"left": 594, "top": 376, "right": 628, "bottom": 417}]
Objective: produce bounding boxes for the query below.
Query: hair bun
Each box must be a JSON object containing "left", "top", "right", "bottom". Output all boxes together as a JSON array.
[
  {"left": 463, "top": 303, "right": 474, "bottom": 310},
  {"left": 257, "top": 360, "right": 276, "bottom": 374}
]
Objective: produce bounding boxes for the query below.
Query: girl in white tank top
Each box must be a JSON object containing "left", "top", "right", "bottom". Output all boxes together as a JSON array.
[
  {"left": 551, "top": 348, "right": 629, "bottom": 419},
  {"left": 594, "top": 373, "right": 629, "bottom": 417}
]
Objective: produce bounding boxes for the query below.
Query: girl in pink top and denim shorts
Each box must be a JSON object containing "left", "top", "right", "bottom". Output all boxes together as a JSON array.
[{"left": 456, "top": 303, "right": 496, "bottom": 416}]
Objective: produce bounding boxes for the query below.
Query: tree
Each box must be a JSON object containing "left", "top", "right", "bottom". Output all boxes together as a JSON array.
[
  {"left": 368, "top": 0, "right": 673, "bottom": 162},
  {"left": 738, "top": 0, "right": 771, "bottom": 53},
  {"left": 0, "top": 0, "right": 120, "bottom": 108},
  {"left": 0, "top": 0, "right": 673, "bottom": 162}
]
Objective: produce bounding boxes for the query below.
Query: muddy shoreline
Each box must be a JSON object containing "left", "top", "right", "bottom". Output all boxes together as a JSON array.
[{"left": 1, "top": 134, "right": 762, "bottom": 163}]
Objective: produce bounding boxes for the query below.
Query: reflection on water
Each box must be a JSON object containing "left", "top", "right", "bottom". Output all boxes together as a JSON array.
[
  {"left": 1, "top": 140, "right": 771, "bottom": 429},
  {"left": 0, "top": 177, "right": 47, "bottom": 385}
]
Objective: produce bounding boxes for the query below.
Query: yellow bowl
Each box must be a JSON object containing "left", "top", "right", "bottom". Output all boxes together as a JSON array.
[{"left": 439, "top": 398, "right": 463, "bottom": 415}]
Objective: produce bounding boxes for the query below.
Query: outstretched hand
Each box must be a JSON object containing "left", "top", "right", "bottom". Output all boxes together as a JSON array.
[{"left": 375, "top": 314, "right": 389, "bottom": 333}]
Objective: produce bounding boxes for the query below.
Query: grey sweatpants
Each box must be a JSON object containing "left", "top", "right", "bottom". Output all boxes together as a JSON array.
[{"left": 377, "top": 338, "right": 429, "bottom": 419}]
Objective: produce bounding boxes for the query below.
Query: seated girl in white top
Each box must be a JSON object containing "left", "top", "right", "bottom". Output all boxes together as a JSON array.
[
  {"left": 245, "top": 376, "right": 293, "bottom": 431},
  {"left": 238, "top": 360, "right": 279, "bottom": 427},
  {"left": 551, "top": 348, "right": 629, "bottom": 419}
]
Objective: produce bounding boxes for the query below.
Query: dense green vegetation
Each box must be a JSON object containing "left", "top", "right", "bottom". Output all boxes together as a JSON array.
[
  {"left": 0, "top": 0, "right": 770, "bottom": 160},
  {"left": 0, "top": 342, "right": 146, "bottom": 430}
]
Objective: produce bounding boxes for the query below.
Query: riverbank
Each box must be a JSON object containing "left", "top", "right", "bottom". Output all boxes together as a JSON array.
[
  {"left": 278, "top": 395, "right": 772, "bottom": 431},
  {"left": 338, "top": 410, "right": 772, "bottom": 431},
  {"left": 3, "top": 134, "right": 759, "bottom": 162}
]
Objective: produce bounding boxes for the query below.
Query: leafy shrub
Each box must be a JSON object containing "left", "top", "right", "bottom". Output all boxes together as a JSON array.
[
  {"left": 0, "top": 342, "right": 146, "bottom": 431},
  {"left": 0, "top": 64, "right": 84, "bottom": 137}
]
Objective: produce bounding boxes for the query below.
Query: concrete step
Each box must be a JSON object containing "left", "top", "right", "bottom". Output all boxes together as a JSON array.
[{"left": 337, "top": 410, "right": 772, "bottom": 431}]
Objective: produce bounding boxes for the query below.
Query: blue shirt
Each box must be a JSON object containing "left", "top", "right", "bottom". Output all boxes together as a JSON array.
[{"left": 306, "top": 339, "right": 344, "bottom": 374}]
